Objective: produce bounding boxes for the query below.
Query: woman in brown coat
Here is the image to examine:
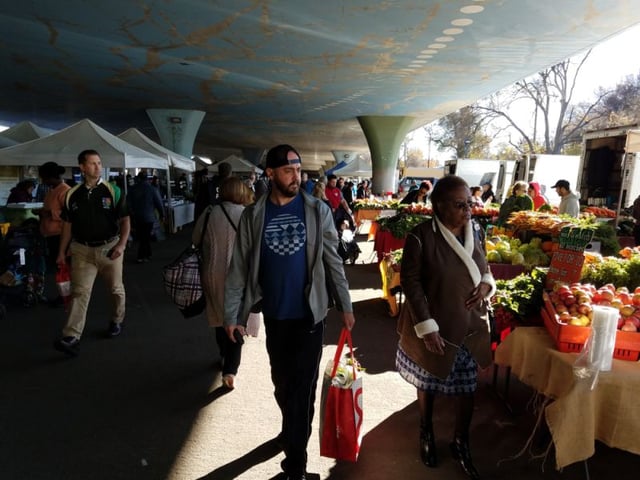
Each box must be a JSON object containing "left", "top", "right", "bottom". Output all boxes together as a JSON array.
[{"left": 397, "top": 175, "right": 496, "bottom": 479}]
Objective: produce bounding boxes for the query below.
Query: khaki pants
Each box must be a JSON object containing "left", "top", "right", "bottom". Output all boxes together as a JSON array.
[{"left": 62, "top": 238, "right": 125, "bottom": 339}]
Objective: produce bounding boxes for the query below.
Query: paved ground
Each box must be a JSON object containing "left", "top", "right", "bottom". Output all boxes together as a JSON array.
[{"left": 1, "top": 224, "right": 639, "bottom": 480}]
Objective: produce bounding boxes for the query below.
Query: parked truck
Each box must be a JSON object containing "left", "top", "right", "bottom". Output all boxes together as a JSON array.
[
  {"left": 512, "top": 154, "right": 581, "bottom": 206},
  {"left": 443, "top": 159, "right": 516, "bottom": 203},
  {"left": 577, "top": 125, "right": 640, "bottom": 220},
  {"left": 397, "top": 166, "right": 445, "bottom": 197}
]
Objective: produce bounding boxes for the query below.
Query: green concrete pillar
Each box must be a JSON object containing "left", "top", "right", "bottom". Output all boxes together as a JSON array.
[
  {"left": 146, "top": 109, "right": 205, "bottom": 158},
  {"left": 357, "top": 115, "right": 415, "bottom": 196}
]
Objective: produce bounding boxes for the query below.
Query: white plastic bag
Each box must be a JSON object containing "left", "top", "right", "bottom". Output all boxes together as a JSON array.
[{"left": 246, "top": 311, "right": 262, "bottom": 337}]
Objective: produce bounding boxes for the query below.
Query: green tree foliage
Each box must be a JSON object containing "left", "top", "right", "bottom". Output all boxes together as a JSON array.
[
  {"left": 428, "top": 106, "right": 492, "bottom": 158},
  {"left": 405, "top": 147, "right": 426, "bottom": 167},
  {"left": 586, "top": 73, "right": 640, "bottom": 129}
]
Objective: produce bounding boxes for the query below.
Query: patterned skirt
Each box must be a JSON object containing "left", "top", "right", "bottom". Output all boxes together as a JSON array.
[{"left": 396, "top": 343, "right": 478, "bottom": 395}]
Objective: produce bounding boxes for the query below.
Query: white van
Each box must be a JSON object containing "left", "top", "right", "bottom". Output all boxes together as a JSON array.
[
  {"left": 397, "top": 167, "right": 444, "bottom": 197},
  {"left": 444, "top": 159, "right": 516, "bottom": 202},
  {"left": 513, "top": 154, "right": 580, "bottom": 206}
]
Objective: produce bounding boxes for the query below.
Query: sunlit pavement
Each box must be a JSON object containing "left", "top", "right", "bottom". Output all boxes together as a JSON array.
[{"left": 1, "top": 226, "right": 639, "bottom": 480}]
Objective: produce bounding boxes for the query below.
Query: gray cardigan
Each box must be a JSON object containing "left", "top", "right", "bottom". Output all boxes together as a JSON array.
[{"left": 224, "top": 191, "right": 353, "bottom": 327}]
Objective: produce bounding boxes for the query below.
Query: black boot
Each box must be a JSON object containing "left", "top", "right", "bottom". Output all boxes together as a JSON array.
[
  {"left": 419, "top": 426, "right": 437, "bottom": 467},
  {"left": 449, "top": 437, "right": 480, "bottom": 479}
]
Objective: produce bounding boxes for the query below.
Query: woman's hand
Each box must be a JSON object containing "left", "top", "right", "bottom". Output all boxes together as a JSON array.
[
  {"left": 422, "top": 331, "right": 445, "bottom": 356},
  {"left": 465, "top": 282, "right": 492, "bottom": 310}
]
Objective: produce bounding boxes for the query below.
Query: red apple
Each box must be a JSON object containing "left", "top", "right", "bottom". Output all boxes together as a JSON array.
[
  {"left": 620, "top": 305, "right": 635, "bottom": 317},
  {"left": 558, "top": 312, "right": 571, "bottom": 324},
  {"left": 563, "top": 294, "right": 576, "bottom": 306},
  {"left": 618, "top": 292, "right": 633, "bottom": 305},
  {"left": 611, "top": 299, "right": 625, "bottom": 311},
  {"left": 628, "top": 316, "right": 640, "bottom": 329},
  {"left": 598, "top": 290, "right": 614, "bottom": 302}
]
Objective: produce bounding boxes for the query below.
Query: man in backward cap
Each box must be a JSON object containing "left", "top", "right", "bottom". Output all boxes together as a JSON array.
[
  {"left": 552, "top": 179, "right": 580, "bottom": 217},
  {"left": 223, "top": 144, "right": 356, "bottom": 480}
]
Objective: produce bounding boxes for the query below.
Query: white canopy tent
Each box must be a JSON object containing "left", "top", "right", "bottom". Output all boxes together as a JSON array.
[
  {"left": 215, "top": 154, "right": 262, "bottom": 175},
  {"left": 0, "top": 119, "right": 168, "bottom": 169},
  {"left": 118, "top": 128, "right": 196, "bottom": 172},
  {"left": 0, "top": 135, "right": 18, "bottom": 148},
  {"left": 0, "top": 120, "right": 56, "bottom": 144}
]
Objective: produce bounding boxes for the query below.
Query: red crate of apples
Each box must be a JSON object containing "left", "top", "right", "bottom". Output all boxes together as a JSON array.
[{"left": 542, "top": 282, "right": 640, "bottom": 361}]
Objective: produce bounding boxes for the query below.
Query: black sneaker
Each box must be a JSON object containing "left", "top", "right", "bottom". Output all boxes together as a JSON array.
[
  {"left": 107, "top": 321, "right": 123, "bottom": 337},
  {"left": 54, "top": 336, "right": 80, "bottom": 356}
]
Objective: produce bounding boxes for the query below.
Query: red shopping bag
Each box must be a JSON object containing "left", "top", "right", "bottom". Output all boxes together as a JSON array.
[
  {"left": 55, "top": 263, "right": 72, "bottom": 311},
  {"left": 320, "top": 328, "right": 363, "bottom": 462}
]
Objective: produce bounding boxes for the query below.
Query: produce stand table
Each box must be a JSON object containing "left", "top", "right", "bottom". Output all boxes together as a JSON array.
[
  {"left": 167, "top": 201, "right": 195, "bottom": 233},
  {"left": 494, "top": 326, "right": 640, "bottom": 469},
  {"left": 355, "top": 208, "right": 397, "bottom": 235},
  {"left": 379, "top": 257, "right": 402, "bottom": 317},
  {"left": 618, "top": 236, "right": 635, "bottom": 249},
  {"left": 2, "top": 202, "right": 43, "bottom": 227},
  {"left": 488, "top": 263, "right": 525, "bottom": 280},
  {"left": 373, "top": 227, "right": 406, "bottom": 263},
  {"left": 354, "top": 209, "right": 382, "bottom": 226}
]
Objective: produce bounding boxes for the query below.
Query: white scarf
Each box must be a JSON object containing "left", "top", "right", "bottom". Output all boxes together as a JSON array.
[{"left": 433, "top": 215, "right": 481, "bottom": 287}]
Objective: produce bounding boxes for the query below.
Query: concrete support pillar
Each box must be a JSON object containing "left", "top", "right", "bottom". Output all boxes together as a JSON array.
[
  {"left": 146, "top": 109, "right": 205, "bottom": 158},
  {"left": 357, "top": 115, "right": 415, "bottom": 196}
]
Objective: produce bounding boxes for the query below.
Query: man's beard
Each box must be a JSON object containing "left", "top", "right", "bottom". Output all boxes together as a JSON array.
[{"left": 272, "top": 176, "right": 300, "bottom": 198}]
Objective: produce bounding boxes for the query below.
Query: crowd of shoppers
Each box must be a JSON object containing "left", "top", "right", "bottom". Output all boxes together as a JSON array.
[{"left": 34, "top": 142, "right": 602, "bottom": 479}]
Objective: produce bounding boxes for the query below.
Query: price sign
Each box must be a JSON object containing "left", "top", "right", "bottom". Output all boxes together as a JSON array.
[
  {"left": 546, "top": 226, "right": 594, "bottom": 288},
  {"left": 557, "top": 226, "right": 594, "bottom": 252}
]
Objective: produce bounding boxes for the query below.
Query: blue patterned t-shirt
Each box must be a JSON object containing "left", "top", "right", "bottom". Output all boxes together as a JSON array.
[{"left": 260, "top": 194, "right": 309, "bottom": 319}]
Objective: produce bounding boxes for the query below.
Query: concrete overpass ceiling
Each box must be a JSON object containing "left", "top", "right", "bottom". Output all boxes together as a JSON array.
[{"left": 0, "top": 1, "right": 639, "bottom": 160}]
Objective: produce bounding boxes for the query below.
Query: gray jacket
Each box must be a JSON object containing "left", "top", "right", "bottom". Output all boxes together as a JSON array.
[
  {"left": 559, "top": 191, "right": 580, "bottom": 217},
  {"left": 224, "top": 191, "right": 353, "bottom": 327}
]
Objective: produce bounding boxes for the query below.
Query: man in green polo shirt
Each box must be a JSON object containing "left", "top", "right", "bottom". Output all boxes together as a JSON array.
[{"left": 53, "top": 149, "right": 130, "bottom": 357}]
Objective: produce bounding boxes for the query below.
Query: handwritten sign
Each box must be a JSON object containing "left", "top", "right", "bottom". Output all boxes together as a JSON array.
[
  {"left": 546, "top": 227, "right": 594, "bottom": 288},
  {"left": 557, "top": 226, "right": 594, "bottom": 251}
]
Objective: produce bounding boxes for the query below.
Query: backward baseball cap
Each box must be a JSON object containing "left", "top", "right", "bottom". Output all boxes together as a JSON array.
[
  {"left": 265, "top": 144, "right": 302, "bottom": 169},
  {"left": 551, "top": 179, "right": 570, "bottom": 190}
]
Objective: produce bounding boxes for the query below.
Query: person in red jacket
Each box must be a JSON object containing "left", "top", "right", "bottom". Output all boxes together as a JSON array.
[{"left": 527, "top": 182, "right": 548, "bottom": 210}]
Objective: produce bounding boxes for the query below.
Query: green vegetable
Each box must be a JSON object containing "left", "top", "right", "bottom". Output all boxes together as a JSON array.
[
  {"left": 493, "top": 268, "right": 546, "bottom": 319},
  {"left": 580, "top": 256, "right": 628, "bottom": 287},
  {"left": 377, "top": 213, "right": 429, "bottom": 239},
  {"left": 591, "top": 222, "right": 621, "bottom": 257}
]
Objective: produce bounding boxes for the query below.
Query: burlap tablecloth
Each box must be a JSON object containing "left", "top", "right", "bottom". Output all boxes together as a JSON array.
[{"left": 494, "top": 327, "right": 640, "bottom": 469}]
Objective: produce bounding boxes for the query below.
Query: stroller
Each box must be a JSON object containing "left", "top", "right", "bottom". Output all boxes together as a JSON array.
[
  {"left": 0, "top": 220, "right": 46, "bottom": 310},
  {"left": 337, "top": 220, "right": 361, "bottom": 265}
]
